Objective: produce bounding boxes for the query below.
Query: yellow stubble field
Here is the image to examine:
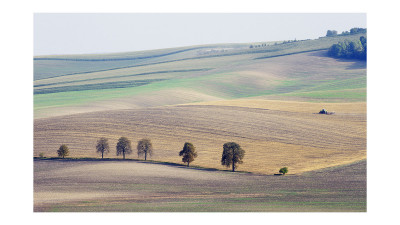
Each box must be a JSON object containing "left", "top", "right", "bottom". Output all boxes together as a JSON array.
[{"left": 34, "top": 99, "right": 366, "bottom": 174}]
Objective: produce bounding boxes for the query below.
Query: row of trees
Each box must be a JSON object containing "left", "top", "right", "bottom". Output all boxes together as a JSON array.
[
  {"left": 56, "top": 138, "right": 248, "bottom": 172},
  {"left": 249, "top": 39, "right": 300, "bottom": 49},
  {"left": 249, "top": 43, "right": 268, "bottom": 48},
  {"left": 326, "top": 27, "right": 366, "bottom": 37},
  {"left": 327, "top": 36, "right": 367, "bottom": 60},
  {"left": 98, "top": 137, "right": 154, "bottom": 160}
]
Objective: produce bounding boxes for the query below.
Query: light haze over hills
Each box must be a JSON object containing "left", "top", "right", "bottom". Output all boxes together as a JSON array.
[{"left": 34, "top": 13, "right": 366, "bottom": 56}]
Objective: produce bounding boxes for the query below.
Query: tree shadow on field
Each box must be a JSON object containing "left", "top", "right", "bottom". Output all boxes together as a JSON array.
[
  {"left": 135, "top": 160, "right": 250, "bottom": 174},
  {"left": 33, "top": 157, "right": 252, "bottom": 174},
  {"left": 307, "top": 51, "right": 366, "bottom": 70}
]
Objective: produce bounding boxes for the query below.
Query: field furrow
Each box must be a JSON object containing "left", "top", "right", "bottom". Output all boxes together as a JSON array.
[{"left": 34, "top": 102, "right": 365, "bottom": 174}]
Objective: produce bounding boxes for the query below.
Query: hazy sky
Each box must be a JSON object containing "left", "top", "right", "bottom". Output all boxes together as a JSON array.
[{"left": 34, "top": 13, "right": 366, "bottom": 56}]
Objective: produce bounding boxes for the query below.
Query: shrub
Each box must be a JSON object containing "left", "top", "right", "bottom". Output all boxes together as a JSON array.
[{"left": 279, "top": 167, "right": 288, "bottom": 175}]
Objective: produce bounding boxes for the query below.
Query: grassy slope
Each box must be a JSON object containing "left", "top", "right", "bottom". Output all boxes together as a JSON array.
[{"left": 34, "top": 33, "right": 366, "bottom": 118}]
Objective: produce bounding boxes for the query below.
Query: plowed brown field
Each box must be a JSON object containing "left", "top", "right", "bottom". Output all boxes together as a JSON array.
[
  {"left": 34, "top": 100, "right": 366, "bottom": 174},
  {"left": 34, "top": 159, "right": 366, "bottom": 212}
]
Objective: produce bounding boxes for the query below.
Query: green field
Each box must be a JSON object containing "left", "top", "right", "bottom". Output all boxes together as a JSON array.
[
  {"left": 34, "top": 33, "right": 366, "bottom": 118},
  {"left": 34, "top": 32, "right": 367, "bottom": 212}
]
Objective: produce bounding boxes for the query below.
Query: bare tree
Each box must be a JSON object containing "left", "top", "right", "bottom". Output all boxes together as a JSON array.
[
  {"left": 179, "top": 142, "right": 197, "bottom": 167},
  {"left": 116, "top": 137, "right": 132, "bottom": 159},
  {"left": 57, "top": 144, "right": 69, "bottom": 159},
  {"left": 96, "top": 137, "right": 110, "bottom": 159},
  {"left": 221, "top": 142, "right": 245, "bottom": 172},
  {"left": 137, "top": 138, "right": 153, "bottom": 160}
]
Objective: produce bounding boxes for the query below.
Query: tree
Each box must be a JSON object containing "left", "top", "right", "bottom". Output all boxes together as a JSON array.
[
  {"left": 350, "top": 27, "right": 366, "bottom": 34},
  {"left": 116, "top": 137, "right": 132, "bottom": 159},
  {"left": 341, "top": 31, "right": 350, "bottom": 35},
  {"left": 221, "top": 142, "right": 245, "bottom": 172},
  {"left": 279, "top": 167, "right": 288, "bottom": 175},
  {"left": 328, "top": 36, "right": 366, "bottom": 61},
  {"left": 328, "top": 43, "right": 342, "bottom": 57},
  {"left": 360, "top": 36, "right": 367, "bottom": 60},
  {"left": 360, "top": 36, "right": 366, "bottom": 46},
  {"left": 57, "top": 144, "right": 69, "bottom": 159},
  {"left": 326, "top": 30, "right": 338, "bottom": 37},
  {"left": 96, "top": 137, "right": 110, "bottom": 159},
  {"left": 137, "top": 138, "right": 153, "bottom": 161},
  {"left": 179, "top": 142, "right": 198, "bottom": 167}
]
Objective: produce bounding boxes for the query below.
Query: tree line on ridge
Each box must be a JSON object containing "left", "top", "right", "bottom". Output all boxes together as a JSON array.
[{"left": 54, "top": 137, "right": 253, "bottom": 173}]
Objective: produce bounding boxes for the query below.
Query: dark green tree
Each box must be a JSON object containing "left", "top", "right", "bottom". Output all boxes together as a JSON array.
[
  {"left": 179, "top": 142, "right": 198, "bottom": 167},
  {"left": 279, "top": 167, "right": 288, "bottom": 175},
  {"left": 57, "top": 144, "right": 69, "bottom": 159},
  {"left": 341, "top": 40, "right": 351, "bottom": 58},
  {"left": 221, "top": 142, "right": 245, "bottom": 172},
  {"left": 116, "top": 137, "right": 132, "bottom": 159},
  {"left": 96, "top": 137, "right": 110, "bottom": 159},
  {"left": 350, "top": 27, "right": 366, "bottom": 34},
  {"left": 360, "top": 36, "right": 366, "bottom": 46},
  {"left": 328, "top": 36, "right": 366, "bottom": 61},
  {"left": 137, "top": 138, "right": 153, "bottom": 160},
  {"left": 326, "top": 30, "right": 338, "bottom": 37},
  {"left": 341, "top": 31, "right": 350, "bottom": 35},
  {"left": 328, "top": 43, "right": 342, "bottom": 57},
  {"left": 360, "top": 36, "right": 367, "bottom": 60},
  {"left": 347, "top": 41, "right": 363, "bottom": 58}
]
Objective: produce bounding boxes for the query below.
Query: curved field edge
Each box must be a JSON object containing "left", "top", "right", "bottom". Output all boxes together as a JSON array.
[
  {"left": 34, "top": 159, "right": 366, "bottom": 212},
  {"left": 33, "top": 156, "right": 364, "bottom": 176},
  {"left": 33, "top": 157, "right": 251, "bottom": 174},
  {"left": 34, "top": 101, "right": 366, "bottom": 175},
  {"left": 34, "top": 33, "right": 365, "bottom": 80},
  {"left": 185, "top": 99, "right": 366, "bottom": 114},
  {"left": 34, "top": 50, "right": 366, "bottom": 119}
]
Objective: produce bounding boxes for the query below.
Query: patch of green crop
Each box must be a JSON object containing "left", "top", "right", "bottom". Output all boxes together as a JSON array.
[
  {"left": 283, "top": 88, "right": 366, "bottom": 100},
  {"left": 46, "top": 199, "right": 366, "bottom": 212},
  {"left": 34, "top": 88, "right": 129, "bottom": 109},
  {"left": 34, "top": 71, "right": 223, "bottom": 111},
  {"left": 34, "top": 33, "right": 368, "bottom": 113},
  {"left": 34, "top": 68, "right": 211, "bottom": 88},
  {"left": 34, "top": 79, "right": 167, "bottom": 94},
  {"left": 300, "top": 77, "right": 366, "bottom": 92},
  {"left": 35, "top": 33, "right": 365, "bottom": 80}
]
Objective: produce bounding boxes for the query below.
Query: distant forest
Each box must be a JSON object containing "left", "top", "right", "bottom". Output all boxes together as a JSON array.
[
  {"left": 327, "top": 28, "right": 367, "bottom": 60},
  {"left": 326, "top": 27, "right": 366, "bottom": 37},
  {"left": 248, "top": 27, "right": 367, "bottom": 61}
]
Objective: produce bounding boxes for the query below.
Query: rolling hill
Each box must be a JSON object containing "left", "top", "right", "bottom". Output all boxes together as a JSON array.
[
  {"left": 34, "top": 33, "right": 366, "bottom": 174},
  {"left": 34, "top": 33, "right": 366, "bottom": 118}
]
